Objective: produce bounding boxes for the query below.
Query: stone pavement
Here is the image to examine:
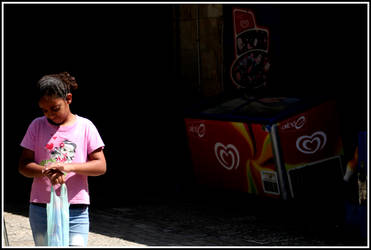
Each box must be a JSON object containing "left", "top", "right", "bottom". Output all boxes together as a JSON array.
[
  {"left": 2, "top": 195, "right": 368, "bottom": 247},
  {"left": 3, "top": 211, "right": 144, "bottom": 247}
]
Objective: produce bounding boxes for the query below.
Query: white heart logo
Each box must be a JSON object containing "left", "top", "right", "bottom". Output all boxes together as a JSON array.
[
  {"left": 214, "top": 142, "right": 240, "bottom": 170},
  {"left": 296, "top": 131, "right": 327, "bottom": 154}
]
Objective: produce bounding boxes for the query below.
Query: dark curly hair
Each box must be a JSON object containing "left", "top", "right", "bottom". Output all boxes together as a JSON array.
[{"left": 37, "top": 72, "right": 78, "bottom": 100}]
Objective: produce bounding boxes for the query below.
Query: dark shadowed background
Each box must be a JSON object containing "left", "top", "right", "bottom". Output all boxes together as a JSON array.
[{"left": 3, "top": 3, "right": 367, "bottom": 207}]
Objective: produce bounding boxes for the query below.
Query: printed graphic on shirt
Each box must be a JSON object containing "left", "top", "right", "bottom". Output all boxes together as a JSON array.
[{"left": 41, "top": 139, "right": 77, "bottom": 166}]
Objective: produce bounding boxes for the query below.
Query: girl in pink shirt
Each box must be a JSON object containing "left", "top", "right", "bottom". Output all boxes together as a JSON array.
[{"left": 19, "top": 72, "right": 106, "bottom": 246}]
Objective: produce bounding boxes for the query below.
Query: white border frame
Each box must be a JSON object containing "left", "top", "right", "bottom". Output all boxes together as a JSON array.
[{"left": 2, "top": 2, "right": 369, "bottom": 248}]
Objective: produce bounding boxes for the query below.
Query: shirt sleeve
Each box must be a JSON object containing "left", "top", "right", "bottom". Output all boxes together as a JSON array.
[
  {"left": 86, "top": 120, "right": 105, "bottom": 155},
  {"left": 20, "top": 119, "right": 38, "bottom": 151}
]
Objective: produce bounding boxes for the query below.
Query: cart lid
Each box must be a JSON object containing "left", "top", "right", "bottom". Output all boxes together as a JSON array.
[{"left": 184, "top": 95, "right": 329, "bottom": 124}]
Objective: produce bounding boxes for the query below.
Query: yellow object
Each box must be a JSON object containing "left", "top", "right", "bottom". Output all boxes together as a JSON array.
[{"left": 344, "top": 146, "right": 358, "bottom": 182}]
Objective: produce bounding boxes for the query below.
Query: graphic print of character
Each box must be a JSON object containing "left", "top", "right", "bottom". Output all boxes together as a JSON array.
[{"left": 50, "top": 140, "right": 77, "bottom": 163}]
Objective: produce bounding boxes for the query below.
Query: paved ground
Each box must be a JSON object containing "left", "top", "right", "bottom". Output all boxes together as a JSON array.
[
  {"left": 3, "top": 211, "right": 144, "bottom": 247},
  {"left": 2, "top": 194, "right": 368, "bottom": 247}
]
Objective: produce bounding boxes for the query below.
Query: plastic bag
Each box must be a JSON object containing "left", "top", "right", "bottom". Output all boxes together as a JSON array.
[{"left": 47, "top": 184, "right": 70, "bottom": 246}]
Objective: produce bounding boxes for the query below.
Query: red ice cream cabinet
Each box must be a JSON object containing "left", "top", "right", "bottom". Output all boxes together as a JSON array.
[{"left": 184, "top": 97, "right": 344, "bottom": 200}]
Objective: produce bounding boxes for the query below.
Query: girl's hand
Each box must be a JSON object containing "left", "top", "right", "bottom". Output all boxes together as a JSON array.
[
  {"left": 42, "top": 167, "right": 65, "bottom": 185},
  {"left": 42, "top": 162, "right": 69, "bottom": 185},
  {"left": 44, "top": 162, "right": 72, "bottom": 173}
]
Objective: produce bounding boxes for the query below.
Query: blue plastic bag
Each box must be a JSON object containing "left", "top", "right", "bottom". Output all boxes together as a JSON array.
[{"left": 47, "top": 184, "right": 70, "bottom": 246}]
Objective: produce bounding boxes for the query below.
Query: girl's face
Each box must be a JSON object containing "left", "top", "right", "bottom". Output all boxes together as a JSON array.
[{"left": 38, "top": 94, "right": 72, "bottom": 126}]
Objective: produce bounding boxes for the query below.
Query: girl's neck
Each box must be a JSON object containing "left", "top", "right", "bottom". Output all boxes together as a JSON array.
[
  {"left": 49, "top": 113, "right": 76, "bottom": 127},
  {"left": 60, "top": 113, "right": 76, "bottom": 127}
]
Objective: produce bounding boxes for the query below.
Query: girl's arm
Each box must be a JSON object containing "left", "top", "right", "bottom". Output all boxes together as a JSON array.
[
  {"left": 19, "top": 148, "right": 65, "bottom": 185},
  {"left": 18, "top": 148, "right": 44, "bottom": 178},
  {"left": 45, "top": 148, "right": 106, "bottom": 176}
]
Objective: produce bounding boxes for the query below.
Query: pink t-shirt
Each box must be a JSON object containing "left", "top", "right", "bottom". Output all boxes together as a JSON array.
[{"left": 20, "top": 115, "right": 105, "bottom": 204}]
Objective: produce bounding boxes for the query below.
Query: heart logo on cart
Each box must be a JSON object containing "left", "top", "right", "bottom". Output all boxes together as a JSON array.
[
  {"left": 214, "top": 142, "right": 240, "bottom": 170},
  {"left": 296, "top": 131, "right": 327, "bottom": 154}
]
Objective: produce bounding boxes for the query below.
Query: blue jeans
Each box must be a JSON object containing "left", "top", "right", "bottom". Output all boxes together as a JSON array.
[{"left": 29, "top": 203, "right": 89, "bottom": 246}]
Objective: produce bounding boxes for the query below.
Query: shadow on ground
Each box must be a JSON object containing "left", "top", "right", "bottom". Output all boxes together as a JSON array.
[
  {"left": 88, "top": 190, "right": 366, "bottom": 246},
  {"left": 4, "top": 190, "right": 367, "bottom": 246}
]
